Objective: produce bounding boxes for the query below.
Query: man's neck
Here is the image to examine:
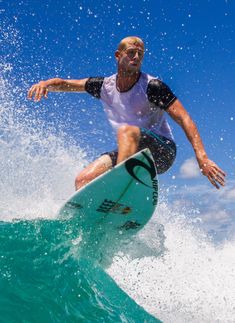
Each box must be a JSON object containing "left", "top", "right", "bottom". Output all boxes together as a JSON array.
[{"left": 116, "top": 70, "right": 141, "bottom": 92}]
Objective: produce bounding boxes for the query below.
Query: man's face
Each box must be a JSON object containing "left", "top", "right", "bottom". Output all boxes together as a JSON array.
[{"left": 116, "top": 42, "right": 144, "bottom": 73}]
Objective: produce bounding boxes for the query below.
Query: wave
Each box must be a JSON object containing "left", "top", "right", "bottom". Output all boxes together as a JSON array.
[{"left": 0, "top": 218, "right": 159, "bottom": 322}]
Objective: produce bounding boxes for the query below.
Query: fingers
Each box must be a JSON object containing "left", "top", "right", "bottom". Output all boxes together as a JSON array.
[
  {"left": 213, "top": 165, "right": 226, "bottom": 177},
  {"left": 207, "top": 166, "right": 226, "bottom": 189},
  {"left": 208, "top": 176, "right": 220, "bottom": 189},
  {"left": 201, "top": 159, "right": 226, "bottom": 189},
  {"left": 27, "top": 85, "right": 36, "bottom": 99},
  {"left": 35, "top": 86, "right": 41, "bottom": 101},
  {"left": 213, "top": 166, "right": 226, "bottom": 186},
  {"left": 208, "top": 173, "right": 224, "bottom": 189},
  {"left": 44, "top": 88, "right": 48, "bottom": 99},
  {"left": 27, "top": 84, "right": 48, "bottom": 101},
  {"left": 215, "top": 172, "right": 226, "bottom": 185},
  {"left": 36, "top": 86, "right": 46, "bottom": 101}
]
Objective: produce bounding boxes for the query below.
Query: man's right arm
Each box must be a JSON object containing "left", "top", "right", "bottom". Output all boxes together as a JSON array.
[{"left": 28, "top": 78, "right": 89, "bottom": 101}]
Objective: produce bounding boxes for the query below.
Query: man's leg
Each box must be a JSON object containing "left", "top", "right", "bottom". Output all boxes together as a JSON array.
[
  {"left": 75, "top": 125, "right": 140, "bottom": 190},
  {"left": 75, "top": 154, "right": 112, "bottom": 190},
  {"left": 116, "top": 125, "right": 141, "bottom": 164}
]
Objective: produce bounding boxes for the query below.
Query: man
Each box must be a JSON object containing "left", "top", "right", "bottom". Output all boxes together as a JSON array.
[{"left": 28, "top": 36, "right": 226, "bottom": 190}]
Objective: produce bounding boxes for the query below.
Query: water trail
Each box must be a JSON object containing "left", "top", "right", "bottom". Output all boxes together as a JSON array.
[{"left": 0, "top": 61, "right": 87, "bottom": 221}]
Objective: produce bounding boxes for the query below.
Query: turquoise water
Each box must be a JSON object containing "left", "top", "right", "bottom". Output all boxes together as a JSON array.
[{"left": 0, "top": 218, "right": 160, "bottom": 322}]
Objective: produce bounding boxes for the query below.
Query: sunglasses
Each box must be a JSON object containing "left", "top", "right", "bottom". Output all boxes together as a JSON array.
[{"left": 122, "top": 47, "right": 144, "bottom": 59}]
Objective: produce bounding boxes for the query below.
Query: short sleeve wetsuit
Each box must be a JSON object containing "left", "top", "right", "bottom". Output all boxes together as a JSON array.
[{"left": 85, "top": 72, "right": 177, "bottom": 174}]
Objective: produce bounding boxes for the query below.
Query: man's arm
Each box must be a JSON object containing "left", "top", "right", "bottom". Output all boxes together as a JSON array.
[
  {"left": 167, "top": 99, "right": 226, "bottom": 189},
  {"left": 27, "top": 78, "right": 89, "bottom": 101}
]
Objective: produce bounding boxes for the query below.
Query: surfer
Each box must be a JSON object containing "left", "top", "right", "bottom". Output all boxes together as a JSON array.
[{"left": 28, "top": 36, "right": 226, "bottom": 190}]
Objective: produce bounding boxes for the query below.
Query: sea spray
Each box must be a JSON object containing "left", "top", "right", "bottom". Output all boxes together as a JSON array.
[{"left": 0, "top": 59, "right": 87, "bottom": 221}]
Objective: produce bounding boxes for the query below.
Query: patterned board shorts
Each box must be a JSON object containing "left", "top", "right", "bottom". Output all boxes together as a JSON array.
[{"left": 101, "top": 127, "right": 177, "bottom": 174}]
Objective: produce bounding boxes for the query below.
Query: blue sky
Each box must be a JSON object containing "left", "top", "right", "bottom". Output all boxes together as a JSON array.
[{"left": 1, "top": 0, "right": 235, "bottom": 239}]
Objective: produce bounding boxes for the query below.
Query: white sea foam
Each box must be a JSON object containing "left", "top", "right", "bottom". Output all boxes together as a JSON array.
[{"left": 108, "top": 202, "right": 235, "bottom": 323}]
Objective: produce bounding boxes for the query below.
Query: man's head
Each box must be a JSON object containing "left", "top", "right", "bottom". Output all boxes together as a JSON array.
[{"left": 115, "top": 36, "right": 145, "bottom": 74}]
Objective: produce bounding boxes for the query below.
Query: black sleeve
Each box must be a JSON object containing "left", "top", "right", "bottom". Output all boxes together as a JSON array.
[
  {"left": 85, "top": 77, "right": 104, "bottom": 99},
  {"left": 147, "top": 79, "right": 177, "bottom": 110}
]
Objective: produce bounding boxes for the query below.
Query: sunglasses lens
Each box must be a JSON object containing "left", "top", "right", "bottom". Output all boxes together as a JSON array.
[{"left": 126, "top": 49, "right": 144, "bottom": 59}]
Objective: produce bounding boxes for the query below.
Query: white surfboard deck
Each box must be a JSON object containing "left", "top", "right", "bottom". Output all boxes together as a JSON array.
[{"left": 58, "top": 148, "right": 158, "bottom": 258}]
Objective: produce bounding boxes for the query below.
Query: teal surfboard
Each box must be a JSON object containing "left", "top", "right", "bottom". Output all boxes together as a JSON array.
[{"left": 58, "top": 148, "right": 158, "bottom": 260}]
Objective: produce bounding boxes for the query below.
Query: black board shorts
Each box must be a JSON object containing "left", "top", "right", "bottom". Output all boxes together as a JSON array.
[{"left": 101, "top": 127, "right": 177, "bottom": 174}]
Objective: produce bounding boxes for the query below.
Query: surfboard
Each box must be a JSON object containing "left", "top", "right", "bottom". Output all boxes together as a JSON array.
[{"left": 58, "top": 148, "right": 158, "bottom": 260}]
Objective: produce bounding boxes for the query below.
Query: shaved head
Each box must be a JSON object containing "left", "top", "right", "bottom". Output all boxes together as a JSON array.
[
  {"left": 115, "top": 36, "right": 145, "bottom": 76},
  {"left": 117, "top": 36, "right": 144, "bottom": 51}
]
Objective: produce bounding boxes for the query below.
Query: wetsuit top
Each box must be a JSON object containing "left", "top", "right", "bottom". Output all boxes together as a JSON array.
[{"left": 85, "top": 72, "right": 177, "bottom": 141}]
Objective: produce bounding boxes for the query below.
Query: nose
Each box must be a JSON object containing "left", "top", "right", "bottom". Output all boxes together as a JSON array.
[{"left": 133, "top": 51, "right": 141, "bottom": 61}]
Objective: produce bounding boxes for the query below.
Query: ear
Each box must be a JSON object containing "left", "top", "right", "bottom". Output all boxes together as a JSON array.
[{"left": 115, "top": 50, "right": 120, "bottom": 61}]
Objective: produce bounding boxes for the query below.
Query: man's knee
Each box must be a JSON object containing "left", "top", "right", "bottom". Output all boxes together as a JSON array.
[
  {"left": 117, "top": 125, "right": 140, "bottom": 141},
  {"left": 75, "top": 155, "right": 112, "bottom": 190},
  {"left": 75, "top": 171, "right": 89, "bottom": 189}
]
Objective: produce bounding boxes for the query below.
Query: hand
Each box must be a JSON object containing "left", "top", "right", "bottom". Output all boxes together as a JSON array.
[
  {"left": 27, "top": 81, "right": 48, "bottom": 101},
  {"left": 199, "top": 158, "right": 226, "bottom": 189}
]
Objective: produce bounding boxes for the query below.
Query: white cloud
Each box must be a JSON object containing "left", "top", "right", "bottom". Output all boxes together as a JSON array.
[
  {"left": 201, "top": 210, "right": 230, "bottom": 224},
  {"left": 225, "top": 188, "right": 235, "bottom": 200},
  {"left": 179, "top": 158, "right": 201, "bottom": 179},
  {"left": 161, "top": 179, "right": 235, "bottom": 240},
  {"left": 171, "top": 198, "right": 194, "bottom": 210},
  {"left": 160, "top": 190, "right": 235, "bottom": 243}
]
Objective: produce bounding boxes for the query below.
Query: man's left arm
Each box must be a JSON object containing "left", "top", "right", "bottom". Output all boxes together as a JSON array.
[{"left": 167, "top": 99, "right": 226, "bottom": 189}]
